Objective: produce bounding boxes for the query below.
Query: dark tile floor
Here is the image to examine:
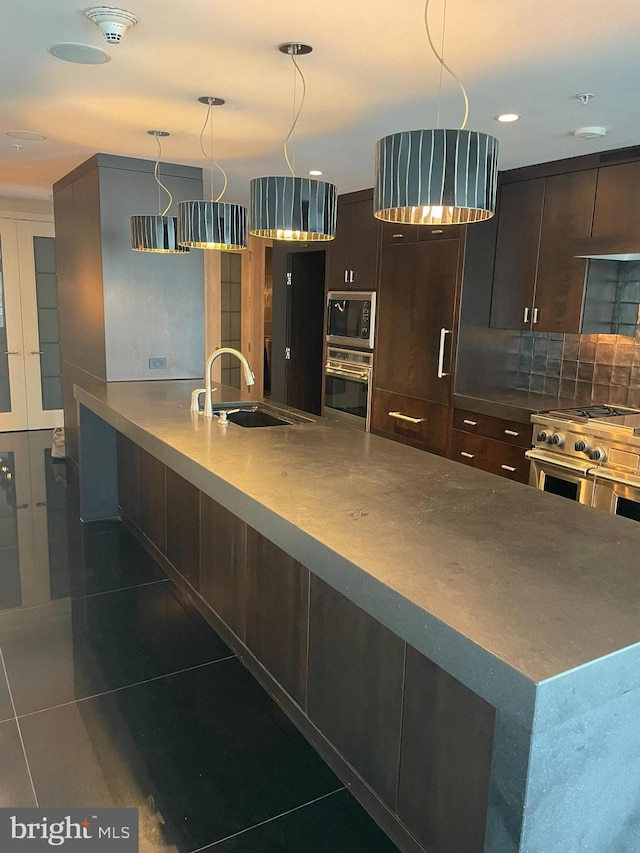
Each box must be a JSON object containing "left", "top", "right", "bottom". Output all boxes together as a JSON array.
[{"left": 0, "top": 431, "right": 399, "bottom": 852}]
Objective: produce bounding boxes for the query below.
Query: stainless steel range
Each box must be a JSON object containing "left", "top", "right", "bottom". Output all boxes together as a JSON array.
[{"left": 526, "top": 404, "right": 640, "bottom": 521}]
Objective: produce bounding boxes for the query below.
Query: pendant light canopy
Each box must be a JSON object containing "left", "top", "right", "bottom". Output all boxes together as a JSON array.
[
  {"left": 250, "top": 43, "right": 337, "bottom": 242},
  {"left": 374, "top": 0, "right": 499, "bottom": 226},
  {"left": 177, "top": 97, "right": 247, "bottom": 250},
  {"left": 130, "top": 131, "right": 189, "bottom": 253}
]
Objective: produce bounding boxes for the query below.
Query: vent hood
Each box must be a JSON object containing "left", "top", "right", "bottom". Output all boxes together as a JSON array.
[{"left": 573, "top": 236, "right": 640, "bottom": 261}]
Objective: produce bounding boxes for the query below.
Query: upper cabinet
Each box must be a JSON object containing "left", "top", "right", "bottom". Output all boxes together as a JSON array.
[
  {"left": 326, "top": 190, "right": 379, "bottom": 290},
  {"left": 490, "top": 170, "right": 597, "bottom": 333},
  {"left": 591, "top": 161, "right": 640, "bottom": 241}
]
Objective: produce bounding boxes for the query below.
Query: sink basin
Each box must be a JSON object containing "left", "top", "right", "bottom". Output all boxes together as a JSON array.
[{"left": 212, "top": 403, "right": 313, "bottom": 428}]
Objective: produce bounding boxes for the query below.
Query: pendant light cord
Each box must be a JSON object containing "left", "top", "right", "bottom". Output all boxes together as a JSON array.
[
  {"left": 283, "top": 53, "right": 306, "bottom": 179},
  {"left": 424, "top": 0, "right": 469, "bottom": 130},
  {"left": 199, "top": 102, "right": 228, "bottom": 203},
  {"left": 153, "top": 135, "right": 173, "bottom": 217}
]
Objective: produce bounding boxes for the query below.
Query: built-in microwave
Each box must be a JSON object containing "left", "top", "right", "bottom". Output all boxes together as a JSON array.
[{"left": 326, "top": 291, "right": 376, "bottom": 350}]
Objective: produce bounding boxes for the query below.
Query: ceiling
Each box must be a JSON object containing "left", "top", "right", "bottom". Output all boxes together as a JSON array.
[{"left": 2, "top": 0, "right": 640, "bottom": 204}]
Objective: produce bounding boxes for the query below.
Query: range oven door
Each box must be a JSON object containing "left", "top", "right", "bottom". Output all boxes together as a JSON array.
[
  {"left": 591, "top": 469, "right": 640, "bottom": 522},
  {"left": 324, "top": 363, "right": 371, "bottom": 431},
  {"left": 525, "top": 449, "right": 594, "bottom": 504}
]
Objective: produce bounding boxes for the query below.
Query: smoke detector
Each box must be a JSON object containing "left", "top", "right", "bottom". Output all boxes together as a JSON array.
[
  {"left": 84, "top": 6, "right": 138, "bottom": 43},
  {"left": 573, "top": 126, "right": 607, "bottom": 141}
]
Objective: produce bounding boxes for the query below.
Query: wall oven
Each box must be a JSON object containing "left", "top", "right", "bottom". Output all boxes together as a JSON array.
[
  {"left": 324, "top": 346, "right": 373, "bottom": 431},
  {"left": 326, "top": 291, "right": 376, "bottom": 350}
]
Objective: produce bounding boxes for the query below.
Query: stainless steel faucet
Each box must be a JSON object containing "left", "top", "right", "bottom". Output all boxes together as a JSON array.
[{"left": 203, "top": 347, "right": 255, "bottom": 418}]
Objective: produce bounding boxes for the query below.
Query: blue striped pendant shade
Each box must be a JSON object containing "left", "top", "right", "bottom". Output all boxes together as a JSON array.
[
  {"left": 130, "top": 214, "right": 190, "bottom": 253},
  {"left": 177, "top": 200, "right": 247, "bottom": 250},
  {"left": 374, "top": 129, "right": 499, "bottom": 225},
  {"left": 250, "top": 176, "right": 337, "bottom": 241}
]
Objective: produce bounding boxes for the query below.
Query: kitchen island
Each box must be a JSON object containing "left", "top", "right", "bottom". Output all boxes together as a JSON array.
[{"left": 74, "top": 379, "right": 640, "bottom": 853}]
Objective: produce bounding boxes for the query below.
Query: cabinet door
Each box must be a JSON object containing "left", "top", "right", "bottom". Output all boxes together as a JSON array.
[
  {"left": 349, "top": 199, "right": 379, "bottom": 288},
  {"left": 325, "top": 200, "right": 353, "bottom": 289},
  {"left": 591, "top": 161, "right": 640, "bottom": 240},
  {"left": 534, "top": 170, "right": 597, "bottom": 333},
  {"left": 375, "top": 239, "right": 459, "bottom": 404},
  {"left": 490, "top": 179, "right": 545, "bottom": 329}
]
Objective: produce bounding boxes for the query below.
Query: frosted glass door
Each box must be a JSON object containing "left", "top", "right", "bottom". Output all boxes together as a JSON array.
[
  {"left": 0, "top": 219, "right": 28, "bottom": 431},
  {"left": 0, "top": 218, "right": 61, "bottom": 432}
]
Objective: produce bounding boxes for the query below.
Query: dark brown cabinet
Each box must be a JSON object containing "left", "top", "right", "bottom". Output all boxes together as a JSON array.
[
  {"left": 449, "top": 408, "right": 532, "bottom": 484},
  {"left": 138, "top": 448, "right": 166, "bottom": 554},
  {"left": 490, "top": 171, "right": 597, "bottom": 333},
  {"left": 166, "top": 468, "right": 200, "bottom": 591},
  {"left": 372, "top": 236, "right": 461, "bottom": 455},
  {"left": 307, "top": 575, "right": 405, "bottom": 810},
  {"left": 591, "top": 160, "right": 640, "bottom": 241},
  {"left": 326, "top": 190, "right": 379, "bottom": 290},
  {"left": 245, "top": 529, "right": 309, "bottom": 709},
  {"left": 398, "top": 647, "right": 495, "bottom": 853}
]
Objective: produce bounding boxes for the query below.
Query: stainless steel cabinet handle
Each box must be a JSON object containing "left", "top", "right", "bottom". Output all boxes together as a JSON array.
[
  {"left": 504, "top": 429, "right": 520, "bottom": 437},
  {"left": 392, "top": 233, "right": 404, "bottom": 239},
  {"left": 437, "top": 328, "right": 452, "bottom": 378},
  {"left": 532, "top": 307, "right": 540, "bottom": 324},
  {"left": 460, "top": 451, "right": 475, "bottom": 459},
  {"left": 523, "top": 307, "right": 530, "bottom": 324},
  {"left": 388, "top": 411, "right": 426, "bottom": 424},
  {"left": 463, "top": 419, "right": 478, "bottom": 426},
  {"left": 29, "top": 349, "right": 44, "bottom": 355},
  {"left": 501, "top": 465, "right": 517, "bottom": 472},
  {"left": 4, "top": 350, "right": 20, "bottom": 355},
  {"left": 349, "top": 270, "right": 355, "bottom": 283}
]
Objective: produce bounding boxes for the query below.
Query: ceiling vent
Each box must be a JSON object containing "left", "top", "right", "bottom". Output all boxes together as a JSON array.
[{"left": 84, "top": 6, "right": 138, "bottom": 43}]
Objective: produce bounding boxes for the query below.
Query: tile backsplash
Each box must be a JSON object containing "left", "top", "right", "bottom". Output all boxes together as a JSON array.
[{"left": 511, "top": 330, "right": 640, "bottom": 407}]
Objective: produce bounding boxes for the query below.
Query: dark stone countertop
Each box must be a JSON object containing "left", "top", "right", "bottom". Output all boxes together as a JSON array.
[
  {"left": 453, "top": 388, "right": 594, "bottom": 422},
  {"left": 74, "top": 379, "right": 640, "bottom": 733}
]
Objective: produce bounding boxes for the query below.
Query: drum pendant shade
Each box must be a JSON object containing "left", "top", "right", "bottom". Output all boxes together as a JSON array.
[
  {"left": 249, "top": 175, "right": 337, "bottom": 241},
  {"left": 374, "top": 128, "right": 499, "bottom": 225},
  {"left": 177, "top": 200, "right": 247, "bottom": 250},
  {"left": 131, "top": 214, "right": 189, "bottom": 253}
]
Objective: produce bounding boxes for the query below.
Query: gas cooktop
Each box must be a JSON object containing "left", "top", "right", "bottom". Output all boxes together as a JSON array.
[{"left": 540, "top": 404, "right": 640, "bottom": 437}]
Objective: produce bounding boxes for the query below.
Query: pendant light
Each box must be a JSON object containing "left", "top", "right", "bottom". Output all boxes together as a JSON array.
[
  {"left": 130, "top": 130, "right": 189, "bottom": 253},
  {"left": 374, "top": 0, "right": 499, "bottom": 226},
  {"left": 177, "top": 97, "right": 247, "bottom": 250},
  {"left": 250, "top": 43, "right": 337, "bottom": 242}
]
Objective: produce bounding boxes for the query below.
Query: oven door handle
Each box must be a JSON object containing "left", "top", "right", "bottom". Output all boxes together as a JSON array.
[
  {"left": 325, "top": 366, "right": 370, "bottom": 383},
  {"left": 525, "top": 448, "right": 594, "bottom": 474},
  {"left": 588, "top": 468, "right": 640, "bottom": 488}
]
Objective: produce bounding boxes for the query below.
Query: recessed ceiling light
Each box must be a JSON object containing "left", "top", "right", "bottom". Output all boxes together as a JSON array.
[
  {"left": 48, "top": 43, "right": 111, "bottom": 64},
  {"left": 496, "top": 113, "right": 520, "bottom": 123},
  {"left": 6, "top": 131, "right": 47, "bottom": 142},
  {"left": 308, "top": 169, "right": 323, "bottom": 176}
]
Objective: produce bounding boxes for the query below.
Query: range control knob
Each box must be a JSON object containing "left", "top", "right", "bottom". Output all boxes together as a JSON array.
[
  {"left": 574, "top": 440, "right": 590, "bottom": 453},
  {"left": 548, "top": 433, "right": 564, "bottom": 447},
  {"left": 588, "top": 447, "right": 607, "bottom": 462},
  {"left": 536, "top": 431, "right": 549, "bottom": 443}
]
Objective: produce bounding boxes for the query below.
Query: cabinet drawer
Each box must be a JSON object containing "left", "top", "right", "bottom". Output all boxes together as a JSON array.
[
  {"left": 371, "top": 389, "right": 449, "bottom": 456},
  {"left": 381, "top": 222, "right": 461, "bottom": 245},
  {"left": 453, "top": 408, "right": 532, "bottom": 448},
  {"left": 450, "top": 431, "right": 530, "bottom": 484}
]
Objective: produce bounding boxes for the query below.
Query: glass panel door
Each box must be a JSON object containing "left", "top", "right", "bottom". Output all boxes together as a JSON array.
[
  {"left": 0, "top": 217, "right": 61, "bottom": 432},
  {"left": 16, "top": 220, "right": 62, "bottom": 430},
  {"left": 0, "top": 219, "right": 28, "bottom": 431}
]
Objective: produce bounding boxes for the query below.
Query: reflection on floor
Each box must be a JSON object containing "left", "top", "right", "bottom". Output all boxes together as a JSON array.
[{"left": 0, "top": 431, "right": 399, "bottom": 853}]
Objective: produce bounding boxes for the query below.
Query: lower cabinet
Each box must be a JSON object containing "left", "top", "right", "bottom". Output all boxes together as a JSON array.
[
  {"left": 370, "top": 389, "right": 450, "bottom": 456},
  {"left": 450, "top": 409, "right": 532, "bottom": 483},
  {"left": 116, "top": 433, "right": 497, "bottom": 853}
]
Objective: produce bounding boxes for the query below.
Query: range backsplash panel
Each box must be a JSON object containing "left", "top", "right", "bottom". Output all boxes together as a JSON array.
[{"left": 511, "top": 329, "right": 640, "bottom": 407}]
